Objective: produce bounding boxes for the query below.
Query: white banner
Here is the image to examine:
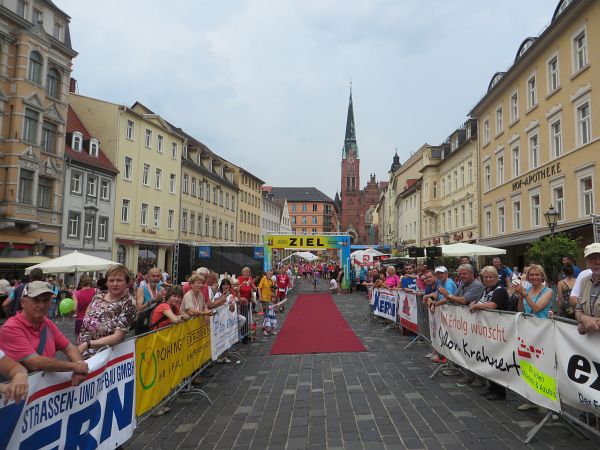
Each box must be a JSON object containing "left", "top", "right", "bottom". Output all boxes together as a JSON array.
[
  {"left": 398, "top": 291, "right": 418, "bottom": 333},
  {"left": 211, "top": 303, "right": 240, "bottom": 360},
  {"left": 555, "top": 320, "right": 600, "bottom": 415},
  {"left": 367, "top": 285, "right": 375, "bottom": 306},
  {"left": 430, "top": 305, "right": 560, "bottom": 411},
  {"left": 0, "top": 340, "right": 136, "bottom": 450},
  {"left": 373, "top": 288, "right": 397, "bottom": 322}
]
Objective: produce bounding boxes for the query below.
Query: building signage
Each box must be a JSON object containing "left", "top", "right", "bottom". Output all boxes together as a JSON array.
[{"left": 511, "top": 162, "right": 561, "bottom": 192}]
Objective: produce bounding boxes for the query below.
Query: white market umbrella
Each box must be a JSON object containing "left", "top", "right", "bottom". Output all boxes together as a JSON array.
[
  {"left": 440, "top": 242, "right": 506, "bottom": 257},
  {"left": 282, "top": 251, "right": 319, "bottom": 262},
  {"left": 25, "top": 250, "right": 120, "bottom": 275}
]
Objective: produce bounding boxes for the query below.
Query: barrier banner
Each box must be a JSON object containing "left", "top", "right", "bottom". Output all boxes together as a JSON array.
[
  {"left": 398, "top": 291, "right": 418, "bottom": 333},
  {"left": 373, "top": 288, "right": 397, "bottom": 322},
  {"left": 135, "top": 318, "right": 211, "bottom": 416},
  {"left": 211, "top": 303, "right": 240, "bottom": 360},
  {"left": 430, "top": 305, "right": 560, "bottom": 411},
  {"left": 367, "top": 285, "right": 374, "bottom": 306},
  {"left": 0, "top": 341, "right": 136, "bottom": 450},
  {"left": 555, "top": 320, "right": 600, "bottom": 414}
]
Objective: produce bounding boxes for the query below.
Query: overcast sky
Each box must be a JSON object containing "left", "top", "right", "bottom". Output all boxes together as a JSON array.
[{"left": 60, "top": 0, "right": 555, "bottom": 199}]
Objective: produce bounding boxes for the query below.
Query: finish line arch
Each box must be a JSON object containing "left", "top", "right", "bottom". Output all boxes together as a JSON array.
[{"left": 263, "top": 234, "right": 351, "bottom": 289}]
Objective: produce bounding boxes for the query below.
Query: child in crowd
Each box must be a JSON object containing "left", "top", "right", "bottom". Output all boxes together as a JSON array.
[{"left": 262, "top": 294, "right": 281, "bottom": 336}]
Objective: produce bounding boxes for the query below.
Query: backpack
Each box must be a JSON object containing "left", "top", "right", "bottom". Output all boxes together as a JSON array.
[
  {"left": 9, "top": 284, "right": 26, "bottom": 317},
  {"left": 133, "top": 300, "right": 168, "bottom": 335},
  {"left": 560, "top": 280, "right": 575, "bottom": 318}
]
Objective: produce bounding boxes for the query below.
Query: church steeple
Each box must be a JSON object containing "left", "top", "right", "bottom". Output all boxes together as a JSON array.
[
  {"left": 342, "top": 85, "right": 358, "bottom": 159},
  {"left": 390, "top": 148, "right": 401, "bottom": 172}
]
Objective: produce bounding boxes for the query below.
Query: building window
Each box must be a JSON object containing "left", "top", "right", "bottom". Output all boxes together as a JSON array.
[
  {"left": 218, "top": 220, "right": 223, "bottom": 239},
  {"left": 68, "top": 211, "right": 80, "bottom": 238},
  {"left": 169, "top": 174, "right": 176, "bottom": 194},
  {"left": 483, "top": 119, "right": 490, "bottom": 144},
  {"left": 498, "top": 206, "right": 505, "bottom": 233},
  {"left": 71, "top": 132, "right": 83, "bottom": 151},
  {"left": 513, "top": 200, "right": 521, "bottom": 230},
  {"left": 529, "top": 134, "right": 539, "bottom": 169},
  {"left": 98, "top": 217, "right": 108, "bottom": 241},
  {"left": 527, "top": 75, "right": 536, "bottom": 109},
  {"left": 126, "top": 120, "right": 134, "bottom": 140},
  {"left": 312, "top": 216, "right": 318, "bottom": 225},
  {"left": 140, "top": 203, "right": 148, "bottom": 226},
  {"left": 171, "top": 142, "right": 177, "bottom": 159},
  {"left": 467, "top": 161, "right": 473, "bottom": 183},
  {"left": 312, "top": 203, "right": 318, "bottom": 212},
  {"left": 181, "top": 211, "right": 187, "bottom": 232},
  {"left": 495, "top": 106, "right": 503, "bottom": 134},
  {"left": 302, "top": 203, "right": 307, "bottom": 212},
  {"left": 468, "top": 201, "right": 473, "bottom": 224},
  {"left": 153, "top": 168, "right": 162, "bottom": 190},
  {"left": 225, "top": 193, "right": 230, "bottom": 209},
  {"left": 191, "top": 177, "right": 197, "bottom": 196},
  {"left": 182, "top": 174, "right": 189, "bottom": 194},
  {"left": 121, "top": 199, "right": 130, "bottom": 223},
  {"left": 225, "top": 223, "right": 229, "bottom": 239},
  {"left": 32, "top": 7, "right": 42, "bottom": 23},
  {"left": 124, "top": 157, "right": 133, "bottom": 180},
  {"left": 497, "top": 155, "right": 504, "bottom": 184},
  {"left": 577, "top": 101, "right": 591, "bottom": 146},
  {"left": 157, "top": 135, "right": 164, "bottom": 152},
  {"left": 511, "top": 144, "right": 520, "bottom": 177},
  {"left": 206, "top": 184, "right": 211, "bottom": 202},
  {"left": 510, "top": 92, "right": 519, "bottom": 123},
  {"left": 531, "top": 194, "right": 541, "bottom": 227},
  {"left": 573, "top": 30, "right": 587, "bottom": 73},
  {"left": 190, "top": 213, "right": 195, "bottom": 234},
  {"left": 142, "top": 163, "right": 150, "bottom": 186},
  {"left": 292, "top": 216, "right": 297, "bottom": 225},
  {"left": 28, "top": 51, "right": 43, "bottom": 84},
  {"left": 581, "top": 176, "right": 594, "bottom": 216},
  {"left": 219, "top": 190, "right": 223, "bottom": 207},
  {"left": 550, "top": 119, "right": 562, "bottom": 158},
  {"left": 205, "top": 217, "right": 210, "bottom": 236},
  {"left": 17, "top": 0, "right": 27, "bottom": 18},
  {"left": 212, "top": 219, "right": 217, "bottom": 238},
  {"left": 153, "top": 206, "right": 160, "bottom": 228},
  {"left": 53, "top": 22, "right": 63, "bottom": 41},
  {"left": 41, "top": 122, "right": 57, "bottom": 153},
  {"left": 168, "top": 209, "right": 174, "bottom": 229},
  {"left": 71, "top": 172, "right": 82, "bottom": 194},
  {"left": 548, "top": 56, "right": 559, "bottom": 93},
  {"left": 230, "top": 223, "right": 235, "bottom": 241},
  {"left": 213, "top": 187, "right": 217, "bottom": 204},
  {"left": 301, "top": 216, "right": 307, "bottom": 225},
  {"left": 461, "top": 204, "right": 465, "bottom": 225},
  {"left": 553, "top": 186, "right": 564, "bottom": 221},
  {"left": 144, "top": 129, "right": 152, "bottom": 148},
  {"left": 46, "top": 69, "right": 60, "bottom": 98},
  {"left": 37, "top": 177, "right": 52, "bottom": 208},
  {"left": 484, "top": 164, "right": 491, "bottom": 191},
  {"left": 100, "top": 179, "right": 110, "bottom": 201},
  {"left": 460, "top": 165, "right": 465, "bottom": 187},
  {"left": 197, "top": 214, "right": 203, "bottom": 235},
  {"left": 117, "top": 245, "right": 126, "bottom": 265},
  {"left": 432, "top": 181, "right": 437, "bottom": 198},
  {"left": 89, "top": 139, "right": 99, "bottom": 157},
  {"left": 231, "top": 197, "right": 235, "bottom": 212},
  {"left": 84, "top": 214, "right": 95, "bottom": 239},
  {"left": 87, "top": 176, "right": 97, "bottom": 197},
  {"left": 23, "top": 108, "right": 39, "bottom": 144},
  {"left": 484, "top": 209, "right": 491, "bottom": 236}
]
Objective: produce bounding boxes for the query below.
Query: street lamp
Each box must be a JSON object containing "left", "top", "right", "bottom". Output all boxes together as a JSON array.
[
  {"left": 544, "top": 205, "right": 560, "bottom": 237},
  {"left": 442, "top": 232, "right": 450, "bottom": 245}
]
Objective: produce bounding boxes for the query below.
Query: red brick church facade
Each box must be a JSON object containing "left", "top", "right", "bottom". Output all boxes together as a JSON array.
[{"left": 336, "top": 91, "right": 383, "bottom": 244}]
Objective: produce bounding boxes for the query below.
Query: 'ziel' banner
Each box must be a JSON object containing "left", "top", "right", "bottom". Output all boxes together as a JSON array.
[
  {"left": 555, "top": 320, "right": 600, "bottom": 415},
  {"left": 135, "top": 318, "right": 211, "bottom": 416},
  {"left": 211, "top": 302, "right": 240, "bottom": 360},
  {"left": 0, "top": 341, "right": 136, "bottom": 450},
  {"left": 373, "top": 288, "right": 397, "bottom": 321},
  {"left": 398, "top": 291, "right": 418, "bottom": 333},
  {"left": 430, "top": 305, "right": 560, "bottom": 411}
]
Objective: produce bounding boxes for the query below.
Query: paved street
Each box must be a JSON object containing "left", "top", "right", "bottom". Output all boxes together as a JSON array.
[{"left": 51, "top": 282, "right": 598, "bottom": 449}]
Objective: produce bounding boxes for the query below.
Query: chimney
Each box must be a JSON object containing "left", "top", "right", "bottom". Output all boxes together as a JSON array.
[{"left": 69, "top": 77, "right": 77, "bottom": 94}]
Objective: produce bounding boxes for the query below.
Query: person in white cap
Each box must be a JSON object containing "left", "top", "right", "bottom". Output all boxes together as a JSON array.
[
  {"left": 429, "top": 266, "right": 458, "bottom": 311},
  {"left": 0, "top": 281, "right": 88, "bottom": 386},
  {"left": 573, "top": 243, "right": 600, "bottom": 334}
]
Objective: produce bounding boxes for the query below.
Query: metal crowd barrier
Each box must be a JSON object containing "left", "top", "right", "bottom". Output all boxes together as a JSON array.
[{"left": 404, "top": 294, "right": 431, "bottom": 350}]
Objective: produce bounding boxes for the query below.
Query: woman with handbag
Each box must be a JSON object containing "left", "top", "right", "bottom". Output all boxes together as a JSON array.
[{"left": 557, "top": 264, "right": 576, "bottom": 319}]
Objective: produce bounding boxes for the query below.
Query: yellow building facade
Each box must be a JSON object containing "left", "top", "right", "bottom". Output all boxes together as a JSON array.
[
  {"left": 0, "top": 3, "right": 76, "bottom": 272},
  {"left": 420, "top": 120, "right": 480, "bottom": 247},
  {"left": 69, "top": 95, "right": 183, "bottom": 273},
  {"left": 232, "top": 166, "right": 263, "bottom": 244},
  {"left": 471, "top": 0, "right": 599, "bottom": 266}
]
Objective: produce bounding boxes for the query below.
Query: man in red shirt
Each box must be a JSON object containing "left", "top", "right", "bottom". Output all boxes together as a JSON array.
[
  {"left": 276, "top": 268, "right": 290, "bottom": 302},
  {"left": 0, "top": 281, "right": 88, "bottom": 386}
]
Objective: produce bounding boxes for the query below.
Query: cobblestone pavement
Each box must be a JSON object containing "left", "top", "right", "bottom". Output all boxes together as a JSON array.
[{"left": 51, "top": 281, "right": 598, "bottom": 449}]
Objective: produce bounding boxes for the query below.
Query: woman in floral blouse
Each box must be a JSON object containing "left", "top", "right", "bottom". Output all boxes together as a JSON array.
[{"left": 76, "top": 265, "right": 137, "bottom": 357}]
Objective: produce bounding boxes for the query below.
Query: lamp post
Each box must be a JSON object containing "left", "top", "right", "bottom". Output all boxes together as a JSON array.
[
  {"left": 544, "top": 205, "right": 560, "bottom": 237},
  {"left": 442, "top": 232, "right": 450, "bottom": 245}
]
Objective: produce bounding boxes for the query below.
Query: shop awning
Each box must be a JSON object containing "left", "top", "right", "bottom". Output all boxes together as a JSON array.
[
  {"left": 0, "top": 256, "right": 51, "bottom": 265},
  {"left": 478, "top": 229, "right": 549, "bottom": 248}
]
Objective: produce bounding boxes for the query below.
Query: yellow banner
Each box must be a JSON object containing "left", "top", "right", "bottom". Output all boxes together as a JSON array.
[
  {"left": 135, "top": 317, "right": 211, "bottom": 416},
  {"left": 267, "top": 235, "right": 344, "bottom": 249}
]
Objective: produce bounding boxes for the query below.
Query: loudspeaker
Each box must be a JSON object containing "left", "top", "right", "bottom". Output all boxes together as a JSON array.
[
  {"left": 408, "top": 247, "right": 425, "bottom": 257},
  {"left": 426, "top": 246, "right": 442, "bottom": 257}
]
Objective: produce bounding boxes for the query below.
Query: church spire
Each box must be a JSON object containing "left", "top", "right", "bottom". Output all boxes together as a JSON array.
[{"left": 343, "top": 84, "right": 358, "bottom": 159}]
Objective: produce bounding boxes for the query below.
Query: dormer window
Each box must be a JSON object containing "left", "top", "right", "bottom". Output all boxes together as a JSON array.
[
  {"left": 72, "top": 132, "right": 83, "bottom": 151},
  {"left": 89, "top": 139, "right": 99, "bottom": 157},
  {"left": 208, "top": 160, "right": 213, "bottom": 171},
  {"left": 183, "top": 144, "right": 188, "bottom": 159}
]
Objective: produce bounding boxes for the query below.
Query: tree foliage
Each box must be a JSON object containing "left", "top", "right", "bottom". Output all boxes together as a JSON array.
[{"left": 525, "top": 233, "right": 581, "bottom": 282}]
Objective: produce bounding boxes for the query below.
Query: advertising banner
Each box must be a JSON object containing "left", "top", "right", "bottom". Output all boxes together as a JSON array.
[
  {"left": 197, "top": 246, "right": 211, "bottom": 258},
  {"left": 135, "top": 318, "right": 211, "bottom": 416},
  {"left": 398, "top": 291, "right": 418, "bottom": 333},
  {"left": 367, "top": 285, "right": 374, "bottom": 306},
  {"left": 0, "top": 341, "right": 136, "bottom": 450},
  {"left": 211, "top": 302, "right": 240, "bottom": 360},
  {"left": 555, "top": 320, "right": 600, "bottom": 415},
  {"left": 373, "top": 288, "right": 397, "bottom": 322},
  {"left": 430, "top": 306, "right": 559, "bottom": 411}
]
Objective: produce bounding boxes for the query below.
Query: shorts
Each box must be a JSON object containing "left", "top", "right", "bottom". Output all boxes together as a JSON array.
[{"left": 276, "top": 288, "right": 287, "bottom": 300}]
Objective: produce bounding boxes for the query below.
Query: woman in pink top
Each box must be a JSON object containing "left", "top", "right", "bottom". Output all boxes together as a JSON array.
[
  {"left": 73, "top": 274, "right": 97, "bottom": 335},
  {"left": 385, "top": 266, "right": 401, "bottom": 289}
]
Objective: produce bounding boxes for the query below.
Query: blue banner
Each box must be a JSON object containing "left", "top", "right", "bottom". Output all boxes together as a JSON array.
[
  {"left": 253, "top": 247, "right": 264, "bottom": 259},
  {"left": 197, "top": 246, "right": 211, "bottom": 258}
]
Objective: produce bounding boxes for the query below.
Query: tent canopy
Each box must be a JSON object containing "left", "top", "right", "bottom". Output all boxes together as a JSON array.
[
  {"left": 25, "top": 250, "right": 120, "bottom": 275},
  {"left": 440, "top": 243, "right": 506, "bottom": 257},
  {"left": 281, "top": 251, "right": 319, "bottom": 262}
]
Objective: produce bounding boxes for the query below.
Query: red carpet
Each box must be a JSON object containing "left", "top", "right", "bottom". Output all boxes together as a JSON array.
[{"left": 270, "top": 293, "right": 366, "bottom": 355}]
